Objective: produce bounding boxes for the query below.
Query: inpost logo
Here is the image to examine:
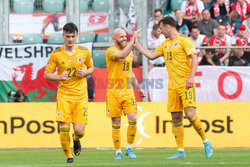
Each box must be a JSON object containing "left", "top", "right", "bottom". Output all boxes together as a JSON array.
[{"left": 0, "top": 117, "right": 59, "bottom": 134}]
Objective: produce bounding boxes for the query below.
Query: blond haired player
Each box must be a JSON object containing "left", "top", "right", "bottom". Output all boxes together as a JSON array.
[
  {"left": 44, "top": 23, "right": 94, "bottom": 163},
  {"left": 106, "top": 28, "right": 146, "bottom": 159},
  {"left": 134, "top": 16, "right": 213, "bottom": 159}
]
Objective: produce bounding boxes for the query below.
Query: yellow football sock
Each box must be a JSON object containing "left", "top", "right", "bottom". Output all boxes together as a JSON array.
[
  {"left": 172, "top": 122, "right": 184, "bottom": 149},
  {"left": 112, "top": 124, "right": 121, "bottom": 150},
  {"left": 74, "top": 131, "right": 85, "bottom": 141},
  {"left": 127, "top": 121, "right": 137, "bottom": 144},
  {"left": 190, "top": 116, "right": 207, "bottom": 140},
  {"left": 60, "top": 126, "right": 72, "bottom": 158}
]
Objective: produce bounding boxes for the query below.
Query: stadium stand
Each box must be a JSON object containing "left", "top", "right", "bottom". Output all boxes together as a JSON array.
[
  {"left": 92, "top": 49, "right": 107, "bottom": 68},
  {"left": 118, "top": 0, "right": 130, "bottom": 14},
  {"left": 47, "top": 33, "right": 64, "bottom": 44},
  {"left": 13, "top": 0, "right": 35, "bottom": 13},
  {"left": 171, "top": 0, "right": 184, "bottom": 11},
  {"left": 42, "top": 0, "right": 64, "bottom": 13},
  {"left": 79, "top": 33, "right": 96, "bottom": 43},
  {"left": 80, "top": 0, "right": 89, "bottom": 12},
  {"left": 22, "top": 33, "right": 43, "bottom": 44},
  {"left": 92, "top": 0, "right": 109, "bottom": 12},
  {"left": 96, "top": 33, "right": 109, "bottom": 42}
]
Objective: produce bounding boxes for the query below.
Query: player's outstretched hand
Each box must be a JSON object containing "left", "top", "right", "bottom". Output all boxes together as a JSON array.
[
  {"left": 132, "top": 29, "right": 142, "bottom": 42},
  {"left": 138, "top": 88, "right": 146, "bottom": 98},
  {"left": 59, "top": 71, "right": 68, "bottom": 81},
  {"left": 77, "top": 67, "right": 87, "bottom": 78}
]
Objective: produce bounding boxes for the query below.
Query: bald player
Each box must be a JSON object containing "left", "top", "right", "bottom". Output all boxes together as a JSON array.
[{"left": 106, "top": 28, "right": 146, "bottom": 159}]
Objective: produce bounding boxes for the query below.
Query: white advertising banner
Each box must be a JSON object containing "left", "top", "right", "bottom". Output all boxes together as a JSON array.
[
  {"left": 148, "top": 66, "right": 250, "bottom": 102},
  {"left": 10, "top": 12, "right": 108, "bottom": 39}
]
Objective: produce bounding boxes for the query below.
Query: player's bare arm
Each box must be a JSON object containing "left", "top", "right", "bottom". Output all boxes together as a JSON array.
[
  {"left": 134, "top": 36, "right": 160, "bottom": 60},
  {"left": 77, "top": 66, "right": 94, "bottom": 78},
  {"left": 131, "top": 72, "right": 146, "bottom": 98},
  {"left": 186, "top": 53, "right": 198, "bottom": 89},
  {"left": 44, "top": 70, "right": 68, "bottom": 81},
  {"left": 115, "top": 29, "right": 142, "bottom": 59}
]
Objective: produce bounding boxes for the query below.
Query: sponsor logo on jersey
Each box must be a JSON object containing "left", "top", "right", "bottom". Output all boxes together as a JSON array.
[
  {"left": 112, "top": 50, "right": 116, "bottom": 55},
  {"left": 68, "top": 60, "right": 74, "bottom": 63},
  {"left": 77, "top": 57, "right": 83, "bottom": 64}
]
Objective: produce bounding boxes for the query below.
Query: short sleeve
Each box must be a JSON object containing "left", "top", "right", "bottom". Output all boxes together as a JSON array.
[
  {"left": 154, "top": 41, "right": 165, "bottom": 57},
  {"left": 85, "top": 49, "right": 94, "bottom": 68},
  {"left": 46, "top": 52, "right": 57, "bottom": 73},
  {"left": 106, "top": 48, "right": 118, "bottom": 61},
  {"left": 182, "top": 37, "right": 196, "bottom": 56}
]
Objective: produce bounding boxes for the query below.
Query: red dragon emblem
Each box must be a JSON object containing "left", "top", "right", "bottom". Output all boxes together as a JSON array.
[{"left": 12, "top": 63, "right": 58, "bottom": 100}]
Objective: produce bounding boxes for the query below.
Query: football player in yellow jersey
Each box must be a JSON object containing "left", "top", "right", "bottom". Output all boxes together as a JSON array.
[
  {"left": 106, "top": 28, "right": 146, "bottom": 159},
  {"left": 44, "top": 23, "right": 94, "bottom": 163},
  {"left": 134, "top": 16, "right": 213, "bottom": 159}
]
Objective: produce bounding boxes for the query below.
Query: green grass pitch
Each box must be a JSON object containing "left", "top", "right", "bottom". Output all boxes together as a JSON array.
[{"left": 0, "top": 148, "right": 249, "bottom": 167}]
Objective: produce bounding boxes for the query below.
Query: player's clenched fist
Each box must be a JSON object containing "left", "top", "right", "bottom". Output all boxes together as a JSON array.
[
  {"left": 59, "top": 71, "right": 68, "bottom": 81},
  {"left": 77, "top": 67, "right": 87, "bottom": 78}
]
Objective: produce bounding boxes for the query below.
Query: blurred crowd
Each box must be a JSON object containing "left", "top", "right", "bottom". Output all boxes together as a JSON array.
[{"left": 147, "top": 0, "right": 250, "bottom": 67}]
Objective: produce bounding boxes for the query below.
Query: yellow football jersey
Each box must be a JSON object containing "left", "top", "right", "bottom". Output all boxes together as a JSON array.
[
  {"left": 155, "top": 34, "right": 196, "bottom": 89},
  {"left": 46, "top": 45, "right": 93, "bottom": 102},
  {"left": 106, "top": 45, "right": 134, "bottom": 98}
]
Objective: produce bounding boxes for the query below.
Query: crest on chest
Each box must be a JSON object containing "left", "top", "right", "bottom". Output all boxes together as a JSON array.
[{"left": 77, "top": 57, "right": 83, "bottom": 64}]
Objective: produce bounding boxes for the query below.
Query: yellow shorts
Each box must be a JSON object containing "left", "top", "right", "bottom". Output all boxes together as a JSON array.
[
  {"left": 56, "top": 98, "right": 88, "bottom": 124},
  {"left": 167, "top": 86, "right": 196, "bottom": 112},
  {"left": 106, "top": 96, "right": 138, "bottom": 117}
]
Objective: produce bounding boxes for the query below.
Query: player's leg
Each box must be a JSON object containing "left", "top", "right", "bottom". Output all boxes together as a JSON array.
[
  {"left": 167, "top": 89, "right": 186, "bottom": 159},
  {"left": 72, "top": 101, "right": 88, "bottom": 156},
  {"left": 59, "top": 122, "right": 73, "bottom": 163},
  {"left": 112, "top": 117, "right": 122, "bottom": 159},
  {"left": 125, "top": 112, "right": 137, "bottom": 159},
  {"left": 72, "top": 123, "right": 85, "bottom": 156},
  {"left": 123, "top": 97, "right": 138, "bottom": 159},
  {"left": 56, "top": 99, "right": 74, "bottom": 163},
  {"left": 106, "top": 97, "right": 123, "bottom": 159},
  {"left": 167, "top": 112, "right": 186, "bottom": 159},
  {"left": 182, "top": 86, "right": 213, "bottom": 158},
  {"left": 184, "top": 107, "right": 213, "bottom": 158}
]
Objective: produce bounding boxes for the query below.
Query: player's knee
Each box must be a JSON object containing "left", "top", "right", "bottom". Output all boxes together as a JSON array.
[
  {"left": 171, "top": 115, "right": 183, "bottom": 123},
  {"left": 127, "top": 112, "right": 137, "bottom": 121},
  {"left": 128, "top": 117, "right": 137, "bottom": 122},
  {"left": 112, "top": 117, "right": 121, "bottom": 125},
  {"left": 60, "top": 126, "right": 70, "bottom": 132},
  {"left": 74, "top": 125, "right": 85, "bottom": 134},
  {"left": 186, "top": 115, "right": 195, "bottom": 121},
  {"left": 185, "top": 111, "right": 196, "bottom": 120},
  {"left": 112, "top": 120, "right": 121, "bottom": 125},
  {"left": 74, "top": 128, "right": 84, "bottom": 134}
]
